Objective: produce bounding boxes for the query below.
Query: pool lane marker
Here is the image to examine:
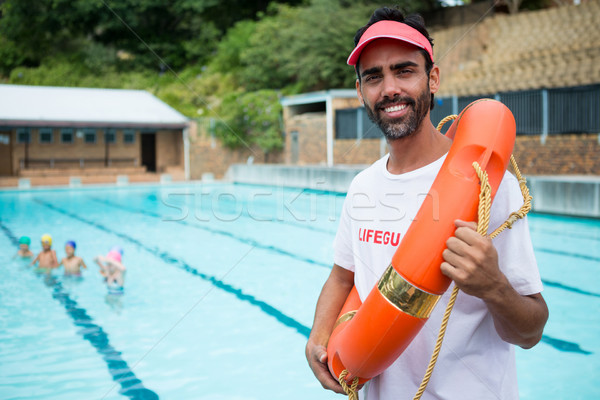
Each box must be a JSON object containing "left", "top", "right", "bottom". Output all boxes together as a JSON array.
[
  {"left": 540, "top": 335, "right": 592, "bottom": 355},
  {"left": 89, "top": 196, "right": 331, "bottom": 269},
  {"left": 535, "top": 247, "right": 600, "bottom": 263},
  {"left": 0, "top": 219, "right": 160, "bottom": 400},
  {"left": 36, "top": 199, "right": 597, "bottom": 356},
  {"left": 34, "top": 199, "right": 312, "bottom": 338}
]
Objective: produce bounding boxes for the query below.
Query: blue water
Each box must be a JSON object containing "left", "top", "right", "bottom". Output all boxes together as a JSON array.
[{"left": 0, "top": 183, "right": 598, "bottom": 399}]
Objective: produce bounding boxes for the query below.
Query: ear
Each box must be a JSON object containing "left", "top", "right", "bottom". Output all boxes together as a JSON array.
[
  {"left": 355, "top": 79, "right": 364, "bottom": 105},
  {"left": 429, "top": 65, "right": 440, "bottom": 94}
]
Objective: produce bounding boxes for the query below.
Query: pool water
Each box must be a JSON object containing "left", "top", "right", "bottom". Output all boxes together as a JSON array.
[{"left": 0, "top": 183, "right": 598, "bottom": 399}]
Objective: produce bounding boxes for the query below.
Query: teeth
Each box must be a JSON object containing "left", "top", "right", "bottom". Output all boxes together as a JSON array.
[{"left": 384, "top": 104, "right": 407, "bottom": 112}]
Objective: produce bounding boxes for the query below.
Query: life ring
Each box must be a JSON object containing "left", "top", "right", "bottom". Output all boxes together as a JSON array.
[{"left": 327, "top": 99, "right": 516, "bottom": 384}]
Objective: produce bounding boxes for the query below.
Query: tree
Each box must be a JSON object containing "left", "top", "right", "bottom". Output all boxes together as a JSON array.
[{"left": 214, "top": 89, "right": 283, "bottom": 160}]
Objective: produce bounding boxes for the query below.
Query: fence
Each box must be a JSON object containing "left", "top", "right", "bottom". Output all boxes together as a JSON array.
[{"left": 337, "top": 84, "right": 600, "bottom": 139}]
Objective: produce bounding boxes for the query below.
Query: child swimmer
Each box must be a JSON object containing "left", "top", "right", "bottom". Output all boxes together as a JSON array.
[
  {"left": 30, "top": 234, "right": 59, "bottom": 273},
  {"left": 59, "top": 241, "right": 87, "bottom": 276},
  {"left": 15, "top": 236, "right": 34, "bottom": 258},
  {"left": 95, "top": 247, "right": 126, "bottom": 293}
]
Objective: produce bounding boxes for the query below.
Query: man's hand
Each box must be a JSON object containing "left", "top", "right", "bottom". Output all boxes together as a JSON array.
[
  {"left": 440, "top": 219, "right": 507, "bottom": 300},
  {"left": 305, "top": 341, "right": 345, "bottom": 394},
  {"left": 440, "top": 219, "right": 548, "bottom": 348}
]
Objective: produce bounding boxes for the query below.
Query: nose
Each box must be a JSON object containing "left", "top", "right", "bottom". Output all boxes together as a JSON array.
[{"left": 381, "top": 73, "right": 402, "bottom": 100}]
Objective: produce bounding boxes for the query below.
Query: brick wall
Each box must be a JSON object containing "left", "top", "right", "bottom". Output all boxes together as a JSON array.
[
  {"left": 10, "top": 128, "right": 141, "bottom": 173},
  {"left": 334, "top": 138, "right": 383, "bottom": 165},
  {"left": 284, "top": 113, "right": 327, "bottom": 165},
  {"left": 514, "top": 134, "right": 600, "bottom": 175},
  {"left": 155, "top": 129, "right": 183, "bottom": 173},
  {"left": 7, "top": 127, "right": 186, "bottom": 176}
]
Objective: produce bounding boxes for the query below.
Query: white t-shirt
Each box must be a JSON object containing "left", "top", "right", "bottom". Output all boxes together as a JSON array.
[{"left": 333, "top": 153, "right": 543, "bottom": 400}]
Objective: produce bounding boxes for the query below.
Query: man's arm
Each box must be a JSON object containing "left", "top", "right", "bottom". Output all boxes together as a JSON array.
[
  {"left": 306, "top": 264, "right": 355, "bottom": 394},
  {"left": 441, "top": 220, "right": 549, "bottom": 348}
]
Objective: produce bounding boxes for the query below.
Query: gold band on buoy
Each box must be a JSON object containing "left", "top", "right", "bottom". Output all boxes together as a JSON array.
[
  {"left": 377, "top": 265, "right": 441, "bottom": 319},
  {"left": 333, "top": 310, "right": 357, "bottom": 331}
]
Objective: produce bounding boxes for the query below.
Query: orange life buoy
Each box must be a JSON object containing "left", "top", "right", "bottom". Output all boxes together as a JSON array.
[{"left": 327, "top": 99, "right": 516, "bottom": 384}]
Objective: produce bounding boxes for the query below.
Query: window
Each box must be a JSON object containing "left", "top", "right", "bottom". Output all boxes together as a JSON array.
[
  {"left": 105, "top": 129, "right": 116, "bottom": 144},
  {"left": 61, "top": 129, "right": 74, "bottom": 143},
  {"left": 84, "top": 129, "right": 96, "bottom": 144},
  {"left": 123, "top": 129, "right": 135, "bottom": 144},
  {"left": 17, "top": 128, "right": 31, "bottom": 144},
  {"left": 39, "top": 128, "right": 53, "bottom": 144}
]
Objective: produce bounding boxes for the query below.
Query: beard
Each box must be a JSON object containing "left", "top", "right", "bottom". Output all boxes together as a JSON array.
[{"left": 364, "top": 86, "right": 431, "bottom": 141}]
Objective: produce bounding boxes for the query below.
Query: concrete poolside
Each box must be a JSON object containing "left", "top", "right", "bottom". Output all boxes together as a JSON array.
[{"left": 226, "top": 164, "right": 600, "bottom": 219}]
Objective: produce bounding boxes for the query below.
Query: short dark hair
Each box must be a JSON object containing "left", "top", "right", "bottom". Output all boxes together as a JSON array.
[{"left": 354, "top": 7, "right": 435, "bottom": 110}]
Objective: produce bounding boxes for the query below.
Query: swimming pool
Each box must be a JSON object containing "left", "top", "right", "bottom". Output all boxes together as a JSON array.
[{"left": 0, "top": 183, "right": 598, "bottom": 399}]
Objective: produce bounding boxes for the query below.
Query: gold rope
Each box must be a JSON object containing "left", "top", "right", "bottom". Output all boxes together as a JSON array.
[
  {"left": 338, "top": 369, "right": 359, "bottom": 400},
  {"left": 436, "top": 114, "right": 458, "bottom": 131},
  {"left": 413, "top": 161, "right": 493, "bottom": 400},
  {"left": 413, "top": 136, "right": 532, "bottom": 399}
]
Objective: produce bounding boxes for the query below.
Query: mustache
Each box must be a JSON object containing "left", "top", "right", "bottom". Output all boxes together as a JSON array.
[{"left": 375, "top": 95, "right": 415, "bottom": 110}]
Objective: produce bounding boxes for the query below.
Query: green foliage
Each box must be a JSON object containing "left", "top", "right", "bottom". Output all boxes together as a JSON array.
[
  {"left": 0, "top": 0, "right": 451, "bottom": 152},
  {"left": 214, "top": 89, "right": 283, "bottom": 156}
]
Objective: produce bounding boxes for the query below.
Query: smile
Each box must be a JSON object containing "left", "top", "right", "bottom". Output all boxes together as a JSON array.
[{"left": 383, "top": 104, "right": 407, "bottom": 113}]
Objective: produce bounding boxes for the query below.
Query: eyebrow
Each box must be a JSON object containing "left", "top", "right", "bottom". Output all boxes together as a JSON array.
[
  {"left": 390, "top": 61, "right": 419, "bottom": 71},
  {"left": 360, "top": 61, "right": 420, "bottom": 78}
]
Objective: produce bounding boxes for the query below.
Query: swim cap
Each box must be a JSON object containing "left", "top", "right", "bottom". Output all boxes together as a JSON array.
[
  {"left": 110, "top": 246, "right": 124, "bottom": 256},
  {"left": 19, "top": 236, "right": 31, "bottom": 245},
  {"left": 106, "top": 250, "right": 122, "bottom": 264},
  {"left": 65, "top": 240, "right": 76, "bottom": 249},
  {"left": 41, "top": 234, "right": 52, "bottom": 245}
]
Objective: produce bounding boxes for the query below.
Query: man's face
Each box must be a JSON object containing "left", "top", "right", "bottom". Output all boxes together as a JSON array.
[{"left": 356, "top": 39, "right": 438, "bottom": 140}]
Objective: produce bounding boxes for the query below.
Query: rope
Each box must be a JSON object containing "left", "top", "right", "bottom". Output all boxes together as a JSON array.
[
  {"left": 413, "top": 161, "right": 493, "bottom": 400},
  {"left": 338, "top": 113, "right": 533, "bottom": 400},
  {"left": 338, "top": 370, "right": 359, "bottom": 400},
  {"left": 436, "top": 114, "right": 458, "bottom": 131},
  {"left": 412, "top": 154, "right": 532, "bottom": 399}
]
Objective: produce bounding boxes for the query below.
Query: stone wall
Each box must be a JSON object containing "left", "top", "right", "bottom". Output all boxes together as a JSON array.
[{"left": 513, "top": 134, "right": 600, "bottom": 175}]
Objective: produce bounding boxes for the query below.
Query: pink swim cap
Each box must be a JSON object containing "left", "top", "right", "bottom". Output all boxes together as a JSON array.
[{"left": 106, "top": 250, "right": 122, "bottom": 264}]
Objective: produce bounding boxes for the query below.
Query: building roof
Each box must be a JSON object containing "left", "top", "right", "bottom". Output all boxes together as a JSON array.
[
  {"left": 280, "top": 89, "right": 357, "bottom": 106},
  {"left": 0, "top": 84, "right": 189, "bottom": 129}
]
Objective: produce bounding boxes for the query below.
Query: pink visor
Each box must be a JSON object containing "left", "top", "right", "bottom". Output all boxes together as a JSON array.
[{"left": 347, "top": 20, "right": 434, "bottom": 66}]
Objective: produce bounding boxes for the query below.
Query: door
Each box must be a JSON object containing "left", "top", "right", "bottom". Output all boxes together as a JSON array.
[
  {"left": 140, "top": 133, "right": 156, "bottom": 172},
  {"left": 0, "top": 132, "right": 12, "bottom": 176}
]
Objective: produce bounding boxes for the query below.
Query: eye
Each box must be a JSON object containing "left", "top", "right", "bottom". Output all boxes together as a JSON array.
[{"left": 365, "top": 74, "right": 381, "bottom": 83}]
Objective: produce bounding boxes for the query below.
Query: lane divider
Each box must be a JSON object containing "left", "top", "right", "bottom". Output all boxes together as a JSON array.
[
  {"left": 34, "top": 199, "right": 311, "bottom": 338},
  {"left": 0, "top": 219, "right": 160, "bottom": 400}
]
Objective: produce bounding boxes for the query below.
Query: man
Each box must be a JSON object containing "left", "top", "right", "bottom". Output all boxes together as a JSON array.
[{"left": 305, "top": 8, "right": 548, "bottom": 400}]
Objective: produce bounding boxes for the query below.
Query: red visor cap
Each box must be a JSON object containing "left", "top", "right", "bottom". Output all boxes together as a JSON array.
[{"left": 347, "top": 20, "right": 434, "bottom": 66}]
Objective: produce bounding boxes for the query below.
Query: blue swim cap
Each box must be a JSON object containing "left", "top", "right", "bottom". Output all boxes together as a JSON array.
[
  {"left": 19, "top": 236, "right": 31, "bottom": 245},
  {"left": 65, "top": 240, "right": 76, "bottom": 249}
]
